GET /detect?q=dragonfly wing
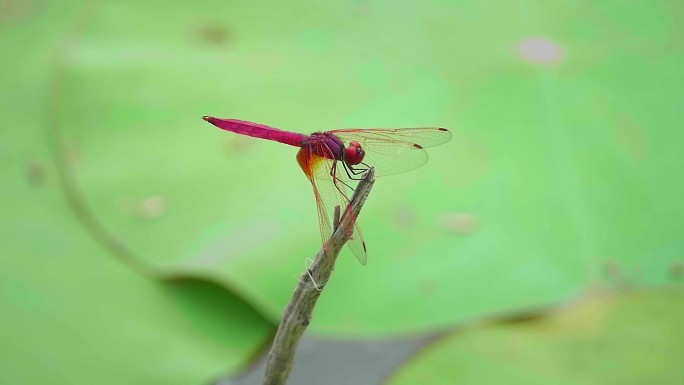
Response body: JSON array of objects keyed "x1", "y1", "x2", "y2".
[
  {"x1": 332, "y1": 127, "x2": 452, "y2": 148},
  {"x1": 331, "y1": 128, "x2": 451, "y2": 177},
  {"x1": 300, "y1": 142, "x2": 368, "y2": 265},
  {"x1": 348, "y1": 222, "x2": 367, "y2": 265},
  {"x1": 298, "y1": 145, "x2": 334, "y2": 251}
]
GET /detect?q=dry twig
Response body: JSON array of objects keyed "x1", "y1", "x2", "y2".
[{"x1": 261, "y1": 168, "x2": 376, "y2": 385}]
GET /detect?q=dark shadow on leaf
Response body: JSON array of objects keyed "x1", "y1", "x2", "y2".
[{"x1": 161, "y1": 276, "x2": 276, "y2": 379}]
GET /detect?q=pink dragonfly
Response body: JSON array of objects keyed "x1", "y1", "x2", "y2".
[{"x1": 202, "y1": 116, "x2": 451, "y2": 265}]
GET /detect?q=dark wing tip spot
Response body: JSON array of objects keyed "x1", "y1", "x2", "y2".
[
  {"x1": 413, "y1": 143, "x2": 424, "y2": 149},
  {"x1": 362, "y1": 242, "x2": 367, "y2": 252},
  {"x1": 438, "y1": 127, "x2": 449, "y2": 131}
]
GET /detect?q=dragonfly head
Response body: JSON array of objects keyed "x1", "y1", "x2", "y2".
[{"x1": 344, "y1": 141, "x2": 365, "y2": 165}]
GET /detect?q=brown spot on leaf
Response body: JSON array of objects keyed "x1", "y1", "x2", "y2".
[
  {"x1": 437, "y1": 213, "x2": 479, "y2": 234},
  {"x1": 197, "y1": 23, "x2": 232, "y2": 45},
  {"x1": 420, "y1": 279, "x2": 438, "y2": 297},
  {"x1": 139, "y1": 196, "x2": 167, "y2": 219},
  {"x1": 63, "y1": 139, "x2": 82, "y2": 167},
  {"x1": 223, "y1": 136, "x2": 255, "y2": 154},
  {"x1": 604, "y1": 260, "x2": 622, "y2": 281},
  {"x1": 25, "y1": 159, "x2": 45, "y2": 187},
  {"x1": 356, "y1": 1, "x2": 371, "y2": 17},
  {"x1": 395, "y1": 208, "x2": 416, "y2": 228},
  {"x1": 517, "y1": 37, "x2": 565, "y2": 66},
  {"x1": 671, "y1": 262, "x2": 684, "y2": 281},
  {"x1": 0, "y1": 0, "x2": 46, "y2": 31},
  {"x1": 615, "y1": 115, "x2": 646, "y2": 160},
  {"x1": 120, "y1": 196, "x2": 168, "y2": 220}
]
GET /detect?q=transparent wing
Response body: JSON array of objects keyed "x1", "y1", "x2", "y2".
[
  {"x1": 332, "y1": 127, "x2": 452, "y2": 148},
  {"x1": 299, "y1": 143, "x2": 368, "y2": 265},
  {"x1": 330, "y1": 127, "x2": 451, "y2": 176}
]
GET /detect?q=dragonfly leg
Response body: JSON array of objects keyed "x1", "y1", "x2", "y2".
[
  {"x1": 341, "y1": 162, "x2": 359, "y2": 180},
  {"x1": 340, "y1": 161, "x2": 355, "y2": 180},
  {"x1": 342, "y1": 162, "x2": 367, "y2": 181},
  {"x1": 330, "y1": 160, "x2": 356, "y2": 192},
  {"x1": 347, "y1": 161, "x2": 372, "y2": 180},
  {"x1": 355, "y1": 161, "x2": 372, "y2": 173},
  {"x1": 329, "y1": 162, "x2": 357, "y2": 240}
]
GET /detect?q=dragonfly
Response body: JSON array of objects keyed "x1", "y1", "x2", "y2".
[{"x1": 202, "y1": 116, "x2": 451, "y2": 265}]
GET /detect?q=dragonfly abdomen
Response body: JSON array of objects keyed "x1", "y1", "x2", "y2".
[{"x1": 203, "y1": 117, "x2": 307, "y2": 148}]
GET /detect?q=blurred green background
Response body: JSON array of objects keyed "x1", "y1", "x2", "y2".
[{"x1": 2, "y1": 0, "x2": 683, "y2": 384}]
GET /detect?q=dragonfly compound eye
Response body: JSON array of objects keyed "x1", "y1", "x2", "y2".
[{"x1": 344, "y1": 144, "x2": 365, "y2": 165}]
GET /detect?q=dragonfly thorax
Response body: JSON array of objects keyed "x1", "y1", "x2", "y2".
[{"x1": 305, "y1": 132, "x2": 365, "y2": 165}]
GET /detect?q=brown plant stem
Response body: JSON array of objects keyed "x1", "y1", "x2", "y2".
[{"x1": 260, "y1": 168, "x2": 376, "y2": 385}]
